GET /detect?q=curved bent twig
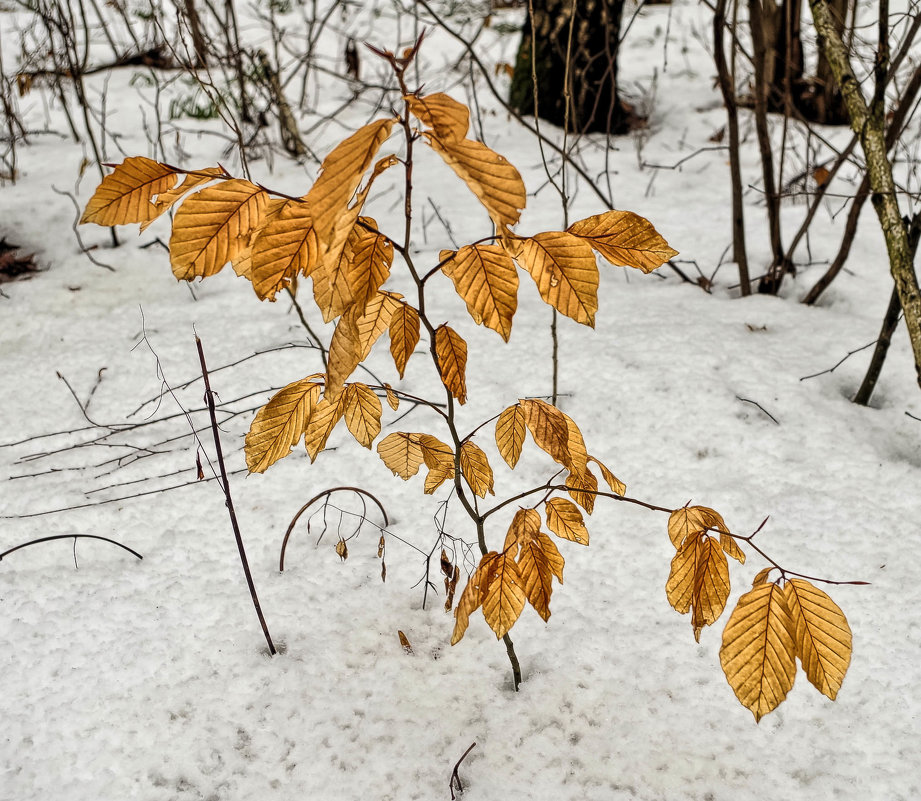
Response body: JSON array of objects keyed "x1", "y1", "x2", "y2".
[
  {"x1": 0, "y1": 534, "x2": 143, "y2": 562},
  {"x1": 279, "y1": 486, "x2": 390, "y2": 571}
]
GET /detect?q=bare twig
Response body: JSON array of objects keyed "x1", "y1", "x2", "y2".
[{"x1": 196, "y1": 335, "x2": 276, "y2": 656}]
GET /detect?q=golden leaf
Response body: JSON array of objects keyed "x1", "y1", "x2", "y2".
[
  {"x1": 503, "y1": 508, "x2": 541, "y2": 554},
  {"x1": 588, "y1": 455, "x2": 626, "y2": 496},
  {"x1": 342, "y1": 383, "x2": 383, "y2": 448},
  {"x1": 460, "y1": 441, "x2": 495, "y2": 498},
  {"x1": 325, "y1": 313, "x2": 361, "y2": 401},
  {"x1": 517, "y1": 529, "x2": 564, "y2": 622},
  {"x1": 406, "y1": 92, "x2": 469, "y2": 142},
  {"x1": 434, "y1": 325, "x2": 467, "y2": 404},
  {"x1": 244, "y1": 377, "x2": 322, "y2": 473},
  {"x1": 666, "y1": 533, "x2": 731, "y2": 641},
  {"x1": 440, "y1": 244, "x2": 518, "y2": 341},
  {"x1": 545, "y1": 497, "x2": 589, "y2": 545},
  {"x1": 311, "y1": 213, "x2": 360, "y2": 322},
  {"x1": 233, "y1": 197, "x2": 287, "y2": 281},
  {"x1": 139, "y1": 167, "x2": 225, "y2": 232},
  {"x1": 326, "y1": 291, "x2": 402, "y2": 398},
  {"x1": 389, "y1": 301, "x2": 421, "y2": 379},
  {"x1": 304, "y1": 394, "x2": 345, "y2": 461},
  {"x1": 720, "y1": 532, "x2": 746, "y2": 564},
  {"x1": 80, "y1": 157, "x2": 177, "y2": 226},
  {"x1": 516, "y1": 231, "x2": 598, "y2": 326},
  {"x1": 418, "y1": 434, "x2": 456, "y2": 494},
  {"x1": 567, "y1": 209, "x2": 678, "y2": 273},
  {"x1": 169, "y1": 179, "x2": 270, "y2": 280},
  {"x1": 559, "y1": 411, "x2": 589, "y2": 476},
  {"x1": 377, "y1": 432, "x2": 425, "y2": 479},
  {"x1": 751, "y1": 567, "x2": 774, "y2": 587},
  {"x1": 398, "y1": 630, "x2": 413, "y2": 654},
  {"x1": 250, "y1": 198, "x2": 318, "y2": 300},
  {"x1": 566, "y1": 468, "x2": 598, "y2": 514},
  {"x1": 335, "y1": 539, "x2": 348, "y2": 560},
  {"x1": 384, "y1": 383, "x2": 400, "y2": 410},
  {"x1": 667, "y1": 505, "x2": 729, "y2": 549},
  {"x1": 310, "y1": 159, "x2": 396, "y2": 321},
  {"x1": 306, "y1": 118, "x2": 396, "y2": 252},
  {"x1": 347, "y1": 217, "x2": 392, "y2": 308},
  {"x1": 495, "y1": 403, "x2": 527, "y2": 469},
  {"x1": 720, "y1": 583, "x2": 797, "y2": 722},
  {"x1": 424, "y1": 134, "x2": 526, "y2": 228},
  {"x1": 482, "y1": 551, "x2": 527, "y2": 639},
  {"x1": 784, "y1": 579, "x2": 852, "y2": 701},
  {"x1": 519, "y1": 398, "x2": 570, "y2": 469},
  {"x1": 451, "y1": 551, "x2": 500, "y2": 645}
]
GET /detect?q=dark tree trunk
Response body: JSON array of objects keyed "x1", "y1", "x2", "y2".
[
  {"x1": 756, "y1": 0, "x2": 850, "y2": 124},
  {"x1": 509, "y1": 0, "x2": 630, "y2": 136}
]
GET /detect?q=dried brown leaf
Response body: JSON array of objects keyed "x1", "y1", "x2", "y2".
[
  {"x1": 434, "y1": 325, "x2": 467, "y2": 404},
  {"x1": 440, "y1": 244, "x2": 518, "y2": 341},
  {"x1": 303, "y1": 394, "x2": 345, "y2": 461},
  {"x1": 80, "y1": 157, "x2": 177, "y2": 226},
  {"x1": 389, "y1": 301, "x2": 420, "y2": 379},
  {"x1": 568, "y1": 209, "x2": 678, "y2": 273},
  {"x1": 377, "y1": 432, "x2": 425, "y2": 479},
  {"x1": 720, "y1": 583, "x2": 797, "y2": 722},
  {"x1": 482, "y1": 551, "x2": 527, "y2": 639},
  {"x1": 784, "y1": 579, "x2": 852, "y2": 700},
  {"x1": 516, "y1": 231, "x2": 598, "y2": 326},
  {"x1": 169, "y1": 179, "x2": 269, "y2": 280},
  {"x1": 544, "y1": 497, "x2": 589, "y2": 545},
  {"x1": 495, "y1": 403, "x2": 527, "y2": 469},
  {"x1": 406, "y1": 92, "x2": 469, "y2": 142},
  {"x1": 342, "y1": 382, "x2": 383, "y2": 448},
  {"x1": 250, "y1": 198, "x2": 318, "y2": 300},
  {"x1": 459, "y1": 441, "x2": 494, "y2": 497},
  {"x1": 424, "y1": 134, "x2": 526, "y2": 228},
  {"x1": 244, "y1": 377, "x2": 322, "y2": 473}
]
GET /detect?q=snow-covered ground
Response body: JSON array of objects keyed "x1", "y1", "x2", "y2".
[{"x1": 1, "y1": 2, "x2": 920, "y2": 799}]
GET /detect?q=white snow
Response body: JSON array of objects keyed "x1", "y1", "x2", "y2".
[{"x1": 1, "y1": 1, "x2": 920, "y2": 799}]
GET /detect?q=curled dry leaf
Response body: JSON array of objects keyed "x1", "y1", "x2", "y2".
[
  {"x1": 335, "y1": 539, "x2": 348, "y2": 560},
  {"x1": 720, "y1": 582, "x2": 797, "y2": 722},
  {"x1": 170, "y1": 179, "x2": 270, "y2": 280},
  {"x1": 784, "y1": 579, "x2": 851, "y2": 700},
  {"x1": 495, "y1": 403, "x2": 528, "y2": 469},
  {"x1": 80, "y1": 156, "x2": 177, "y2": 226},
  {"x1": 245, "y1": 377, "x2": 323, "y2": 473},
  {"x1": 440, "y1": 244, "x2": 518, "y2": 341},
  {"x1": 516, "y1": 231, "x2": 599, "y2": 326},
  {"x1": 544, "y1": 497, "x2": 589, "y2": 545},
  {"x1": 459, "y1": 441, "x2": 495, "y2": 497},
  {"x1": 665, "y1": 532, "x2": 731, "y2": 641},
  {"x1": 588, "y1": 455, "x2": 626, "y2": 496},
  {"x1": 567, "y1": 209, "x2": 678, "y2": 273},
  {"x1": 398, "y1": 630, "x2": 414, "y2": 654},
  {"x1": 434, "y1": 325, "x2": 467, "y2": 404},
  {"x1": 383, "y1": 383, "x2": 400, "y2": 411}
]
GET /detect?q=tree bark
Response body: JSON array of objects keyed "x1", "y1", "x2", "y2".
[
  {"x1": 509, "y1": 0, "x2": 630, "y2": 135},
  {"x1": 808, "y1": 0, "x2": 921, "y2": 392}
]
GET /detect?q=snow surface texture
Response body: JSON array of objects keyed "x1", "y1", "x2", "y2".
[{"x1": 1, "y1": 2, "x2": 920, "y2": 799}]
